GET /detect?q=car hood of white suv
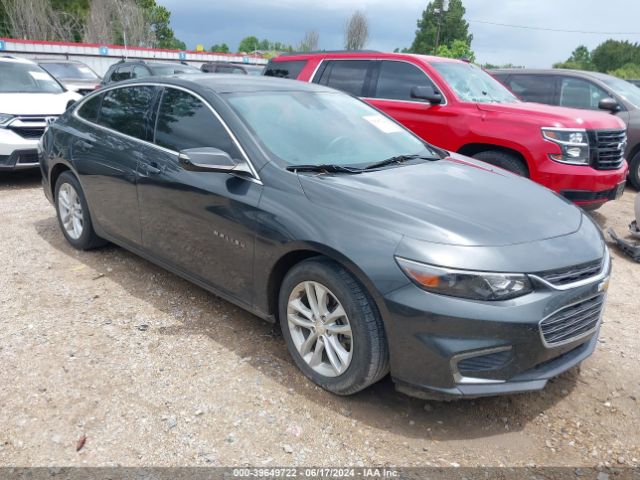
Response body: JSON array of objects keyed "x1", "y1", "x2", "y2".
[{"x1": 0, "y1": 91, "x2": 81, "y2": 116}]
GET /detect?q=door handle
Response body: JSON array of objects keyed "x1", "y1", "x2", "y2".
[{"x1": 139, "y1": 162, "x2": 162, "y2": 176}]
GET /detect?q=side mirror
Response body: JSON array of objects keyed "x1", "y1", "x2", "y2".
[
  {"x1": 598, "y1": 97, "x2": 620, "y2": 112},
  {"x1": 411, "y1": 85, "x2": 443, "y2": 105},
  {"x1": 178, "y1": 147, "x2": 251, "y2": 175}
]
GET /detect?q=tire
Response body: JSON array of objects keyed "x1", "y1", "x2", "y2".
[
  {"x1": 472, "y1": 150, "x2": 529, "y2": 177},
  {"x1": 54, "y1": 171, "x2": 106, "y2": 250},
  {"x1": 278, "y1": 258, "x2": 389, "y2": 395},
  {"x1": 628, "y1": 151, "x2": 640, "y2": 190}
]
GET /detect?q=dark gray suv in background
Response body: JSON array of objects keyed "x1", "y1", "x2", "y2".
[
  {"x1": 39, "y1": 75, "x2": 611, "y2": 399},
  {"x1": 492, "y1": 69, "x2": 640, "y2": 189}
]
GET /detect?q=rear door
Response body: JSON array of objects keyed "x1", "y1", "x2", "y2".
[
  {"x1": 72, "y1": 85, "x2": 159, "y2": 245},
  {"x1": 136, "y1": 86, "x2": 262, "y2": 303}
]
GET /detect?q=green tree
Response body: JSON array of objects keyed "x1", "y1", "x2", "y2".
[
  {"x1": 591, "y1": 39, "x2": 640, "y2": 72},
  {"x1": 553, "y1": 45, "x2": 595, "y2": 70},
  {"x1": 410, "y1": 0, "x2": 472, "y2": 55},
  {"x1": 210, "y1": 43, "x2": 230, "y2": 53},
  {"x1": 608, "y1": 63, "x2": 640, "y2": 80},
  {"x1": 436, "y1": 38, "x2": 475, "y2": 62},
  {"x1": 238, "y1": 35, "x2": 259, "y2": 53}
]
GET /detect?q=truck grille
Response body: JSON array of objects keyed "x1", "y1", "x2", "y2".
[
  {"x1": 536, "y1": 258, "x2": 604, "y2": 286},
  {"x1": 589, "y1": 130, "x2": 626, "y2": 170},
  {"x1": 540, "y1": 294, "x2": 605, "y2": 346},
  {"x1": 9, "y1": 127, "x2": 46, "y2": 139}
]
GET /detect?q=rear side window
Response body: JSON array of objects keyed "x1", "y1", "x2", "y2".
[
  {"x1": 77, "y1": 93, "x2": 103, "y2": 123},
  {"x1": 154, "y1": 88, "x2": 241, "y2": 158},
  {"x1": 112, "y1": 65, "x2": 132, "y2": 82},
  {"x1": 504, "y1": 75, "x2": 557, "y2": 104},
  {"x1": 558, "y1": 77, "x2": 609, "y2": 110},
  {"x1": 316, "y1": 60, "x2": 371, "y2": 97},
  {"x1": 132, "y1": 66, "x2": 151, "y2": 79},
  {"x1": 98, "y1": 86, "x2": 156, "y2": 140},
  {"x1": 374, "y1": 61, "x2": 436, "y2": 101},
  {"x1": 263, "y1": 60, "x2": 306, "y2": 79}
]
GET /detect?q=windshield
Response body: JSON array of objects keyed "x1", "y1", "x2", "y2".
[
  {"x1": 432, "y1": 62, "x2": 519, "y2": 104},
  {"x1": 225, "y1": 90, "x2": 432, "y2": 168},
  {"x1": 0, "y1": 61, "x2": 64, "y2": 93},
  {"x1": 39, "y1": 62, "x2": 99, "y2": 81},
  {"x1": 245, "y1": 65, "x2": 265, "y2": 76},
  {"x1": 149, "y1": 65, "x2": 201, "y2": 75},
  {"x1": 598, "y1": 75, "x2": 640, "y2": 109}
]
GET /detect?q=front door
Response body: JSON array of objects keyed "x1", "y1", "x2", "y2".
[{"x1": 136, "y1": 87, "x2": 262, "y2": 304}]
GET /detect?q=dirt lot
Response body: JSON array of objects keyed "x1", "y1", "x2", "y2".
[{"x1": 0, "y1": 170, "x2": 638, "y2": 468}]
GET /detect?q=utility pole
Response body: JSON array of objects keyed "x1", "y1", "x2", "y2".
[{"x1": 434, "y1": 0, "x2": 449, "y2": 54}]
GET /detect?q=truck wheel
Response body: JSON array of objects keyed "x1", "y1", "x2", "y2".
[
  {"x1": 629, "y1": 151, "x2": 640, "y2": 190},
  {"x1": 279, "y1": 258, "x2": 389, "y2": 395},
  {"x1": 472, "y1": 150, "x2": 529, "y2": 177}
]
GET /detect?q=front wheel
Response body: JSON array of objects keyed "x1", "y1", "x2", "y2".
[
  {"x1": 279, "y1": 258, "x2": 389, "y2": 395},
  {"x1": 55, "y1": 171, "x2": 106, "y2": 250},
  {"x1": 472, "y1": 150, "x2": 529, "y2": 177}
]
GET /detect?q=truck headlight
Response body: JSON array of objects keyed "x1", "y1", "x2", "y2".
[
  {"x1": 0, "y1": 113, "x2": 14, "y2": 127},
  {"x1": 542, "y1": 128, "x2": 590, "y2": 165},
  {"x1": 396, "y1": 257, "x2": 533, "y2": 301}
]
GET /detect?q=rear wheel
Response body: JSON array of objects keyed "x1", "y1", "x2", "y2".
[
  {"x1": 279, "y1": 258, "x2": 389, "y2": 395},
  {"x1": 55, "y1": 171, "x2": 106, "y2": 250},
  {"x1": 628, "y1": 151, "x2": 640, "y2": 190},
  {"x1": 472, "y1": 150, "x2": 529, "y2": 177}
]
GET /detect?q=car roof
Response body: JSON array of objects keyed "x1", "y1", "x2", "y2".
[
  {"x1": 113, "y1": 73, "x2": 337, "y2": 94},
  {"x1": 37, "y1": 59, "x2": 84, "y2": 64},
  {"x1": 271, "y1": 51, "x2": 462, "y2": 64},
  {"x1": 491, "y1": 68, "x2": 616, "y2": 81},
  {"x1": 0, "y1": 56, "x2": 36, "y2": 65}
]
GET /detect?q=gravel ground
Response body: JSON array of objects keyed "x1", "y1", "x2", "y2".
[{"x1": 0, "y1": 170, "x2": 638, "y2": 468}]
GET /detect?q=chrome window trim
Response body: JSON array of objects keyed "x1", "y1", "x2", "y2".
[
  {"x1": 537, "y1": 293, "x2": 606, "y2": 349},
  {"x1": 71, "y1": 82, "x2": 262, "y2": 184},
  {"x1": 310, "y1": 58, "x2": 449, "y2": 106}
]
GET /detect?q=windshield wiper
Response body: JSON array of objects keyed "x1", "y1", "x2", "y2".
[
  {"x1": 286, "y1": 164, "x2": 364, "y2": 174},
  {"x1": 363, "y1": 154, "x2": 437, "y2": 170}
]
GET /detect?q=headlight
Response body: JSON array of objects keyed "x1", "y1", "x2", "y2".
[
  {"x1": 396, "y1": 257, "x2": 533, "y2": 301},
  {"x1": 0, "y1": 113, "x2": 14, "y2": 127},
  {"x1": 542, "y1": 128, "x2": 590, "y2": 165}
]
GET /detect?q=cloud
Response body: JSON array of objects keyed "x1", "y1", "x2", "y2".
[{"x1": 159, "y1": 0, "x2": 640, "y2": 67}]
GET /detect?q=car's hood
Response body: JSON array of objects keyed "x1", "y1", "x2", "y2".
[
  {"x1": 0, "y1": 91, "x2": 81, "y2": 115},
  {"x1": 298, "y1": 154, "x2": 583, "y2": 247},
  {"x1": 476, "y1": 102, "x2": 626, "y2": 130}
]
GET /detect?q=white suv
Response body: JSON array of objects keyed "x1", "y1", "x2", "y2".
[{"x1": 0, "y1": 57, "x2": 81, "y2": 171}]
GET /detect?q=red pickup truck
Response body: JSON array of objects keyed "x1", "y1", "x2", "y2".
[{"x1": 265, "y1": 52, "x2": 628, "y2": 208}]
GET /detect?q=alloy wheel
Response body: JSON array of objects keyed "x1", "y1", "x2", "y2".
[
  {"x1": 57, "y1": 183, "x2": 84, "y2": 240},
  {"x1": 287, "y1": 281, "x2": 353, "y2": 377}
]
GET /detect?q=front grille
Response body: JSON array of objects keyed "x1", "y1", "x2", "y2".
[
  {"x1": 589, "y1": 129, "x2": 626, "y2": 170},
  {"x1": 457, "y1": 349, "x2": 512, "y2": 372},
  {"x1": 9, "y1": 127, "x2": 45, "y2": 140},
  {"x1": 540, "y1": 294, "x2": 605, "y2": 346},
  {"x1": 536, "y1": 258, "x2": 603, "y2": 286},
  {"x1": 17, "y1": 151, "x2": 39, "y2": 164}
]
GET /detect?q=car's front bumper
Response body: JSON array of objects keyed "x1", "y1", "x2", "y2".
[
  {"x1": 382, "y1": 265, "x2": 609, "y2": 399},
  {"x1": 0, "y1": 127, "x2": 41, "y2": 171}
]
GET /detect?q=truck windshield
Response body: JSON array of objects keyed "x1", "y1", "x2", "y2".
[
  {"x1": 599, "y1": 75, "x2": 640, "y2": 109},
  {"x1": 0, "y1": 61, "x2": 64, "y2": 94},
  {"x1": 432, "y1": 62, "x2": 519, "y2": 104},
  {"x1": 225, "y1": 90, "x2": 434, "y2": 168}
]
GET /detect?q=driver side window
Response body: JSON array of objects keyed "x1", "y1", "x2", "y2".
[
  {"x1": 154, "y1": 87, "x2": 242, "y2": 158},
  {"x1": 559, "y1": 78, "x2": 609, "y2": 110},
  {"x1": 374, "y1": 61, "x2": 437, "y2": 102}
]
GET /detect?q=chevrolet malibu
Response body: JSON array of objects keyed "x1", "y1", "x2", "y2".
[{"x1": 40, "y1": 75, "x2": 611, "y2": 399}]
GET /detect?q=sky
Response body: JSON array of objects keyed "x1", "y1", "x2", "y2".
[{"x1": 159, "y1": 0, "x2": 640, "y2": 68}]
